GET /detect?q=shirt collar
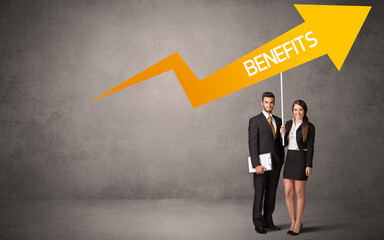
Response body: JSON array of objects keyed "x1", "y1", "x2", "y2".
[
  {"x1": 262, "y1": 110, "x2": 273, "y2": 119},
  {"x1": 293, "y1": 118, "x2": 303, "y2": 125}
]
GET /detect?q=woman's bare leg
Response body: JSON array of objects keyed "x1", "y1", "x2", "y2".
[
  {"x1": 293, "y1": 180, "x2": 307, "y2": 233},
  {"x1": 284, "y1": 179, "x2": 296, "y2": 231}
]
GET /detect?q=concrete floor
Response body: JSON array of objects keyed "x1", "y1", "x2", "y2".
[{"x1": 0, "y1": 199, "x2": 383, "y2": 240}]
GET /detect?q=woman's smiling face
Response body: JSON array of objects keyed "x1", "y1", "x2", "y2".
[{"x1": 293, "y1": 104, "x2": 304, "y2": 120}]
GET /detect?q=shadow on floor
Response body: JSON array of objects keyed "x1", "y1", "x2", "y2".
[{"x1": 301, "y1": 223, "x2": 347, "y2": 233}]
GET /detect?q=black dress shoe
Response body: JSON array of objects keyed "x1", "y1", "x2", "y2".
[
  {"x1": 255, "y1": 226, "x2": 267, "y2": 234},
  {"x1": 287, "y1": 230, "x2": 293, "y2": 234},
  {"x1": 266, "y1": 224, "x2": 281, "y2": 231}
]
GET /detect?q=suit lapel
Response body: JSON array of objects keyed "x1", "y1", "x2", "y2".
[
  {"x1": 284, "y1": 120, "x2": 293, "y2": 144},
  {"x1": 296, "y1": 124, "x2": 303, "y2": 142},
  {"x1": 272, "y1": 114, "x2": 281, "y2": 139},
  {"x1": 286, "y1": 120, "x2": 293, "y2": 134}
]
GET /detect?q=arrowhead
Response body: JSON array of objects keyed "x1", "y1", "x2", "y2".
[{"x1": 294, "y1": 4, "x2": 371, "y2": 71}]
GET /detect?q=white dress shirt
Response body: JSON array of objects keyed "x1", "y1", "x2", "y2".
[
  {"x1": 288, "y1": 119, "x2": 302, "y2": 150},
  {"x1": 262, "y1": 110, "x2": 276, "y2": 133}
]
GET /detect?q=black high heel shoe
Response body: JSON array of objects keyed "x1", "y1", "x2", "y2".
[{"x1": 290, "y1": 223, "x2": 303, "y2": 236}]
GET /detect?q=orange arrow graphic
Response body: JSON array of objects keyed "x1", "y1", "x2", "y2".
[{"x1": 91, "y1": 4, "x2": 371, "y2": 108}]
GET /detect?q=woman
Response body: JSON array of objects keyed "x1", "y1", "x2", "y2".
[{"x1": 280, "y1": 100, "x2": 315, "y2": 236}]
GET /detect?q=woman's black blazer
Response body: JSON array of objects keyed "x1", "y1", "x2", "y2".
[{"x1": 284, "y1": 120, "x2": 315, "y2": 167}]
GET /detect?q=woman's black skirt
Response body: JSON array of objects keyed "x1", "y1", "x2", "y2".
[{"x1": 283, "y1": 150, "x2": 308, "y2": 181}]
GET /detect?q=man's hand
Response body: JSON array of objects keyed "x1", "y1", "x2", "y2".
[
  {"x1": 255, "y1": 165, "x2": 267, "y2": 174},
  {"x1": 306, "y1": 167, "x2": 312, "y2": 176}
]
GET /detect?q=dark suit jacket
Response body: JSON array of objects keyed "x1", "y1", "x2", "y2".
[
  {"x1": 248, "y1": 113, "x2": 285, "y2": 168},
  {"x1": 284, "y1": 120, "x2": 315, "y2": 167}
]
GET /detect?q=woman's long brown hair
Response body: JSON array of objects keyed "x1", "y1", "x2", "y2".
[{"x1": 292, "y1": 100, "x2": 308, "y2": 142}]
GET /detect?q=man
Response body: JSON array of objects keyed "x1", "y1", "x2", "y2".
[{"x1": 248, "y1": 92, "x2": 285, "y2": 234}]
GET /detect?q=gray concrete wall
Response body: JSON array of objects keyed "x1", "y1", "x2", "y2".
[{"x1": 1, "y1": 0, "x2": 383, "y2": 199}]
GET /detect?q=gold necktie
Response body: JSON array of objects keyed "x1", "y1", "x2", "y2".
[{"x1": 269, "y1": 116, "x2": 276, "y2": 138}]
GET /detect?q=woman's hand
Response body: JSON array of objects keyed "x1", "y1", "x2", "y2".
[
  {"x1": 280, "y1": 126, "x2": 286, "y2": 135},
  {"x1": 306, "y1": 167, "x2": 312, "y2": 176}
]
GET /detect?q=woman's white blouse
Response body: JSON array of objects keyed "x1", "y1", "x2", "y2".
[{"x1": 287, "y1": 119, "x2": 303, "y2": 150}]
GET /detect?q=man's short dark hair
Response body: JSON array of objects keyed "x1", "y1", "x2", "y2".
[{"x1": 262, "y1": 92, "x2": 275, "y2": 101}]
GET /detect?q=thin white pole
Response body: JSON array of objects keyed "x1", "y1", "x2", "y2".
[{"x1": 280, "y1": 72, "x2": 285, "y2": 146}]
